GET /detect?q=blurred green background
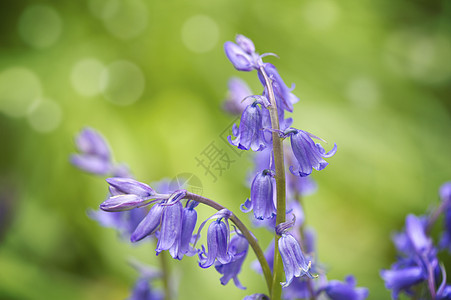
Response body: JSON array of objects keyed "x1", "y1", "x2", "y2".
[{"x1": 0, "y1": 0, "x2": 450, "y2": 299}]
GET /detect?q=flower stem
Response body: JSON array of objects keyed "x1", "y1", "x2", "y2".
[
  {"x1": 159, "y1": 251, "x2": 172, "y2": 300},
  {"x1": 185, "y1": 192, "x2": 273, "y2": 295},
  {"x1": 259, "y1": 66, "x2": 287, "y2": 300}
]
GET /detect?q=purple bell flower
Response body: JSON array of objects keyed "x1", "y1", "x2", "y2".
[
  {"x1": 276, "y1": 221, "x2": 315, "y2": 287},
  {"x1": 258, "y1": 63, "x2": 299, "y2": 113},
  {"x1": 177, "y1": 200, "x2": 199, "y2": 258},
  {"x1": 70, "y1": 127, "x2": 112, "y2": 175},
  {"x1": 380, "y1": 267, "x2": 426, "y2": 299},
  {"x1": 197, "y1": 209, "x2": 233, "y2": 269},
  {"x1": 223, "y1": 77, "x2": 253, "y2": 115},
  {"x1": 128, "y1": 260, "x2": 163, "y2": 300},
  {"x1": 228, "y1": 102, "x2": 266, "y2": 152},
  {"x1": 286, "y1": 128, "x2": 337, "y2": 177},
  {"x1": 224, "y1": 34, "x2": 264, "y2": 72},
  {"x1": 131, "y1": 203, "x2": 165, "y2": 242},
  {"x1": 322, "y1": 275, "x2": 369, "y2": 300},
  {"x1": 241, "y1": 169, "x2": 276, "y2": 220},
  {"x1": 215, "y1": 233, "x2": 249, "y2": 289},
  {"x1": 156, "y1": 200, "x2": 183, "y2": 257},
  {"x1": 439, "y1": 182, "x2": 451, "y2": 252},
  {"x1": 101, "y1": 178, "x2": 163, "y2": 212}
]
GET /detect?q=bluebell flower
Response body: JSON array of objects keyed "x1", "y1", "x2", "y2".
[
  {"x1": 215, "y1": 232, "x2": 249, "y2": 289},
  {"x1": 197, "y1": 209, "x2": 233, "y2": 268},
  {"x1": 320, "y1": 275, "x2": 369, "y2": 300},
  {"x1": 276, "y1": 220, "x2": 315, "y2": 287},
  {"x1": 258, "y1": 63, "x2": 299, "y2": 114},
  {"x1": 101, "y1": 178, "x2": 166, "y2": 212},
  {"x1": 155, "y1": 200, "x2": 183, "y2": 257},
  {"x1": 177, "y1": 200, "x2": 199, "y2": 258},
  {"x1": 128, "y1": 259, "x2": 163, "y2": 300},
  {"x1": 285, "y1": 128, "x2": 337, "y2": 177},
  {"x1": 380, "y1": 267, "x2": 426, "y2": 299},
  {"x1": 70, "y1": 127, "x2": 112, "y2": 175},
  {"x1": 241, "y1": 169, "x2": 276, "y2": 220},
  {"x1": 439, "y1": 182, "x2": 451, "y2": 252},
  {"x1": 131, "y1": 202, "x2": 165, "y2": 242},
  {"x1": 223, "y1": 77, "x2": 253, "y2": 115},
  {"x1": 228, "y1": 101, "x2": 266, "y2": 152},
  {"x1": 252, "y1": 239, "x2": 275, "y2": 274},
  {"x1": 224, "y1": 34, "x2": 264, "y2": 72}
]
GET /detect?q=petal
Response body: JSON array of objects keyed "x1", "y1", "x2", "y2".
[
  {"x1": 224, "y1": 41, "x2": 254, "y2": 71},
  {"x1": 70, "y1": 154, "x2": 111, "y2": 175},
  {"x1": 131, "y1": 203, "x2": 164, "y2": 242},
  {"x1": 156, "y1": 201, "x2": 183, "y2": 252},
  {"x1": 100, "y1": 194, "x2": 145, "y2": 212},
  {"x1": 106, "y1": 177, "x2": 155, "y2": 197},
  {"x1": 76, "y1": 127, "x2": 111, "y2": 159}
]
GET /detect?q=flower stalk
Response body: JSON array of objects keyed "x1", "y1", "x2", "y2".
[
  {"x1": 185, "y1": 192, "x2": 273, "y2": 295},
  {"x1": 259, "y1": 66, "x2": 287, "y2": 300}
]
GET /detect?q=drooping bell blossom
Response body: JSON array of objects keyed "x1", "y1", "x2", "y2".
[
  {"x1": 215, "y1": 233, "x2": 249, "y2": 289},
  {"x1": 439, "y1": 182, "x2": 451, "y2": 252},
  {"x1": 285, "y1": 128, "x2": 337, "y2": 177},
  {"x1": 241, "y1": 169, "x2": 276, "y2": 220},
  {"x1": 258, "y1": 63, "x2": 299, "y2": 113},
  {"x1": 128, "y1": 259, "x2": 163, "y2": 300},
  {"x1": 320, "y1": 275, "x2": 369, "y2": 300},
  {"x1": 70, "y1": 127, "x2": 112, "y2": 175},
  {"x1": 228, "y1": 101, "x2": 266, "y2": 152},
  {"x1": 101, "y1": 178, "x2": 167, "y2": 212},
  {"x1": 177, "y1": 200, "x2": 199, "y2": 257},
  {"x1": 197, "y1": 209, "x2": 233, "y2": 268},
  {"x1": 224, "y1": 34, "x2": 265, "y2": 72},
  {"x1": 131, "y1": 202, "x2": 165, "y2": 242},
  {"x1": 276, "y1": 220, "x2": 315, "y2": 287},
  {"x1": 380, "y1": 266, "x2": 426, "y2": 299},
  {"x1": 223, "y1": 77, "x2": 253, "y2": 115},
  {"x1": 156, "y1": 200, "x2": 183, "y2": 257}
]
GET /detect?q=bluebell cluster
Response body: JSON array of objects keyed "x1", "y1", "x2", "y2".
[{"x1": 69, "y1": 34, "x2": 450, "y2": 300}]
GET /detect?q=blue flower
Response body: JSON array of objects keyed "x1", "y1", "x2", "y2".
[
  {"x1": 380, "y1": 267, "x2": 426, "y2": 299},
  {"x1": 241, "y1": 169, "x2": 276, "y2": 220},
  {"x1": 215, "y1": 232, "x2": 249, "y2": 289},
  {"x1": 224, "y1": 35, "x2": 264, "y2": 72},
  {"x1": 155, "y1": 200, "x2": 183, "y2": 257},
  {"x1": 197, "y1": 209, "x2": 233, "y2": 269},
  {"x1": 439, "y1": 182, "x2": 451, "y2": 252},
  {"x1": 101, "y1": 178, "x2": 165, "y2": 212},
  {"x1": 131, "y1": 202, "x2": 165, "y2": 242},
  {"x1": 128, "y1": 260, "x2": 163, "y2": 300},
  {"x1": 228, "y1": 102, "x2": 266, "y2": 152},
  {"x1": 258, "y1": 63, "x2": 299, "y2": 114},
  {"x1": 285, "y1": 129, "x2": 337, "y2": 177},
  {"x1": 223, "y1": 77, "x2": 253, "y2": 115},
  {"x1": 70, "y1": 127, "x2": 112, "y2": 175},
  {"x1": 322, "y1": 275, "x2": 369, "y2": 300},
  {"x1": 276, "y1": 221, "x2": 315, "y2": 287}
]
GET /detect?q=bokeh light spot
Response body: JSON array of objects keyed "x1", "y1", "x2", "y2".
[
  {"x1": 181, "y1": 15, "x2": 219, "y2": 53},
  {"x1": 27, "y1": 99, "x2": 62, "y2": 133},
  {"x1": 302, "y1": 0, "x2": 340, "y2": 30},
  {"x1": 18, "y1": 5, "x2": 62, "y2": 49},
  {"x1": 346, "y1": 77, "x2": 380, "y2": 109},
  {"x1": 88, "y1": 0, "x2": 120, "y2": 20},
  {"x1": 98, "y1": 0, "x2": 149, "y2": 40},
  {"x1": 0, "y1": 67, "x2": 42, "y2": 118},
  {"x1": 71, "y1": 58, "x2": 105, "y2": 97},
  {"x1": 100, "y1": 60, "x2": 145, "y2": 106}
]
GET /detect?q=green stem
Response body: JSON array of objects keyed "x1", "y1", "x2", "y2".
[
  {"x1": 185, "y1": 192, "x2": 273, "y2": 296},
  {"x1": 159, "y1": 251, "x2": 172, "y2": 300},
  {"x1": 259, "y1": 66, "x2": 287, "y2": 300}
]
